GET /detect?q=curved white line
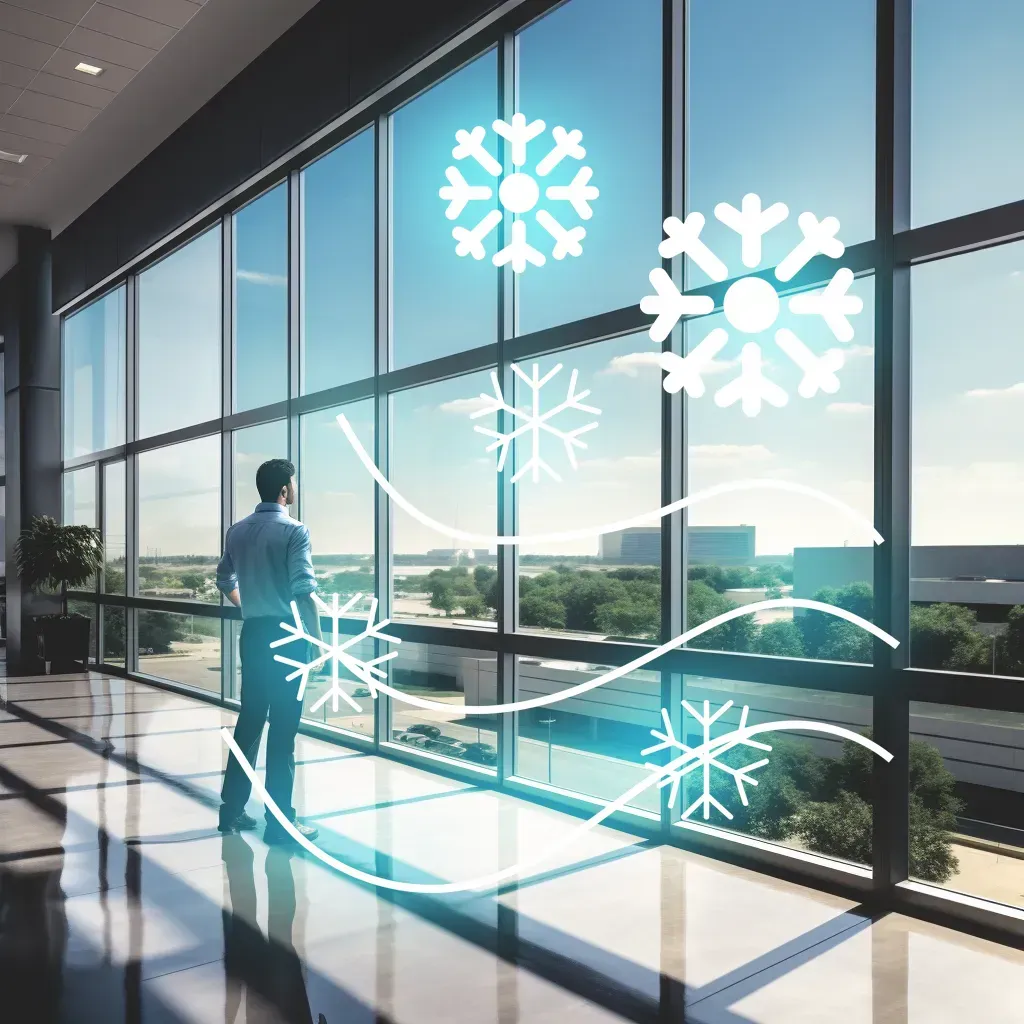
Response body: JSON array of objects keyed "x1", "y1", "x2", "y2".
[
  {"x1": 375, "y1": 598, "x2": 898, "y2": 716},
  {"x1": 222, "y1": 720, "x2": 891, "y2": 895},
  {"x1": 335, "y1": 413, "x2": 884, "y2": 546}
]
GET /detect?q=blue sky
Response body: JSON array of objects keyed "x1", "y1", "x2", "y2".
[{"x1": 65, "y1": 0, "x2": 1024, "y2": 565}]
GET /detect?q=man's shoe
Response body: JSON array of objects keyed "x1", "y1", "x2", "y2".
[
  {"x1": 265, "y1": 820, "x2": 319, "y2": 846},
  {"x1": 218, "y1": 812, "x2": 259, "y2": 834}
]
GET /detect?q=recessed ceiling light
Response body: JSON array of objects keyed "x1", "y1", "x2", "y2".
[
  {"x1": 0, "y1": 149, "x2": 27, "y2": 164},
  {"x1": 74, "y1": 62, "x2": 104, "y2": 76}
]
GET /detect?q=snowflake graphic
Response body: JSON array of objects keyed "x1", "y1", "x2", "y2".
[
  {"x1": 470, "y1": 362, "x2": 601, "y2": 484},
  {"x1": 271, "y1": 593, "x2": 400, "y2": 714},
  {"x1": 439, "y1": 112, "x2": 599, "y2": 273},
  {"x1": 642, "y1": 699, "x2": 772, "y2": 821},
  {"x1": 640, "y1": 194, "x2": 864, "y2": 416}
]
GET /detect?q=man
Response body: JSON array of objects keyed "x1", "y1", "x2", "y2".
[{"x1": 216, "y1": 459, "x2": 322, "y2": 844}]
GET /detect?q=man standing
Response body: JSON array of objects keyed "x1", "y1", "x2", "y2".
[{"x1": 216, "y1": 459, "x2": 322, "y2": 844}]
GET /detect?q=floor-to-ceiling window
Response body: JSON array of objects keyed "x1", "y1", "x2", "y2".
[{"x1": 58, "y1": 0, "x2": 1024, "y2": 935}]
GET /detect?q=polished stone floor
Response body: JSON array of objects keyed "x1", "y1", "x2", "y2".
[{"x1": 1, "y1": 672, "x2": 1022, "y2": 1023}]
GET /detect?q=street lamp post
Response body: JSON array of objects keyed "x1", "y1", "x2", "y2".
[{"x1": 539, "y1": 717, "x2": 556, "y2": 783}]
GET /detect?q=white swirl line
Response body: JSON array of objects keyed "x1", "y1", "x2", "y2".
[
  {"x1": 367, "y1": 597, "x2": 897, "y2": 716},
  {"x1": 335, "y1": 413, "x2": 884, "y2": 546},
  {"x1": 221, "y1": 720, "x2": 892, "y2": 895}
]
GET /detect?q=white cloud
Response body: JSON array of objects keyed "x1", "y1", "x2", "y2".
[
  {"x1": 601, "y1": 350, "x2": 738, "y2": 378},
  {"x1": 439, "y1": 395, "x2": 494, "y2": 416},
  {"x1": 236, "y1": 269, "x2": 287, "y2": 286},
  {"x1": 689, "y1": 444, "x2": 774, "y2": 465},
  {"x1": 964, "y1": 381, "x2": 1024, "y2": 399},
  {"x1": 826, "y1": 401, "x2": 871, "y2": 415}
]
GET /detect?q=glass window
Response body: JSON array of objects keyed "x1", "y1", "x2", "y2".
[
  {"x1": 234, "y1": 184, "x2": 288, "y2": 412},
  {"x1": 301, "y1": 128, "x2": 376, "y2": 392},
  {"x1": 515, "y1": 0, "x2": 662, "y2": 335},
  {"x1": 515, "y1": 334, "x2": 661, "y2": 639},
  {"x1": 138, "y1": 228, "x2": 222, "y2": 438},
  {"x1": 0, "y1": 353, "x2": 5, "y2": 475},
  {"x1": 299, "y1": 626, "x2": 375, "y2": 741},
  {"x1": 389, "y1": 372, "x2": 497, "y2": 625},
  {"x1": 391, "y1": 51, "x2": 499, "y2": 368},
  {"x1": 232, "y1": 420, "x2": 289, "y2": 522},
  {"x1": 299, "y1": 399, "x2": 374, "y2": 616},
  {"x1": 686, "y1": 0, "x2": 875, "y2": 285},
  {"x1": 63, "y1": 466, "x2": 96, "y2": 528},
  {"x1": 912, "y1": 0, "x2": 1024, "y2": 227},
  {"x1": 103, "y1": 605, "x2": 126, "y2": 668},
  {"x1": 0, "y1": 485, "x2": 5, "y2": 580},
  {"x1": 909, "y1": 702, "x2": 1023, "y2": 910},
  {"x1": 138, "y1": 609, "x2": 221, "y2": 695},
  {"x1": 103, "y1": 461, "x2": 126, "y2": 595},
  {"x1": 676, "y1": 678, "x2": 873, "y2": 869},
  {"x1": 514, "y1": 655, "x2": 661, "y2": 812},
  {"x1": 389, "y1": 641, "x2": 498, "y2": 771},
  {"x1": 911, "y1": 244, "x2": 1024, "y2": 675},
  {"x1": 138, "y1": 435, "x2": 221, "y2": 604},
  {"x1": 685, "y1": 277, "x2": 875, "y2": 662},
  {"x1": 62, "y1": 286, "x2": 126, "y2": 458}
]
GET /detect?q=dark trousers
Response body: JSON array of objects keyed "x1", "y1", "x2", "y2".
[{"x1": 221, "y1": 618, "x2": 305, "y2": 835}]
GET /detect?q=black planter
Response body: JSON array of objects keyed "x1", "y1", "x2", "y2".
[{"x1": 34, "y1": 615, "x2": 91, "y2": 674}]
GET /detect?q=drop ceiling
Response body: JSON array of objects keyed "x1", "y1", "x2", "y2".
[{"x1": 0, "y1": 0, "x2": 320, "y2": 250}]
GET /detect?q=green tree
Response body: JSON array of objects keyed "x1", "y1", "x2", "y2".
[
  {"x1": 461, "y1": 595, "x2": 487, "y2": 619},
  {"x1": 330, "y1": 569, "x2": 375, "y2": 595},
  {"x1": 595, "y1": 598, "x2": 660, "y2": 639},
  {"x1": 520, "y1": 593, "x2": 566, "y2": 629},
  {"x1": 687, "y1": 580, "x2": 756, "y2": 652},
  {"x1": 429, "y1": 581, "x2": 457, "y2": 617},
  {"x1": 995, "y1": 604, "x2": 1024, "y2": 675},
  {"x1": 910, "y1": 602, "x2": 990, "y2": 672},
  {"x1": 799, "y1": 582, "x2": 874, "y2": 660},
  {"x1": 179, "y1": 572, "x2": 207, "y2": 593},
  {"x1": 753, "y1": 619, "x2": 805, "y2": 658}
]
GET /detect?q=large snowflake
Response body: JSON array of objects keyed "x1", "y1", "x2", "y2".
[
  {"x1": 642, "y1": 699, "x2": 772, "y2": 821},
  {"x1": 640, "y1": 194, "x2": 863, "y2": 416},
  {"x1": 471, "y1": 361, "x2": 601, "y2": 484},
  {"x1": 439, "y1": 112, "x2": 599, "y2": 273},
  {"x1": 271, "y1": 593, "x2": 400, "y2": 714}
]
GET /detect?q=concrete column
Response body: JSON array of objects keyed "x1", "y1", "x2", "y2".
[{"x1": 3, "y1": 227, "x2": 63, "y2": 675}]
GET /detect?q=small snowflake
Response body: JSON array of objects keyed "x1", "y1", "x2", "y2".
[
  {"x1": 440, "y1": 113, "x2": 599, "y2": 272},
  {"x1": 642, "y1": 700, "x2": 772, "y2": 821},
  {"x1": 640, "y1": 195, "x2": 864, "y2": 416},
  {"x1": 470, "y1": 362, "x2": 600, "y2": 484},
  {"x1": 271, "y1": 593, "x2": 400, "y2": 714}
]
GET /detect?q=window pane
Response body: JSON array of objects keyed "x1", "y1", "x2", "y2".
[
  {"x1": 62, "y1": 286, "x2": 126, "y2": 458},
  {"x1": 0, "y1": 485, "x2": 5, "y2": 579},
  {"x1": 67, "y1": 599, "x2": 98, "y2": 664},
  {"x1": 301, "y1": 128, "x2": 375, "y2": 391},
  {"x1": 514, "y1": 655, "x2": 661, "y2": 812},
  {"x1": 687, "y1": 0, "x2": 875, "y2": 285},
  {"x1": 515, "y1": 0, "x2": 662, "y2": 335},
  {"x1": 299, "y1": 399, "x2": 374, "y2": 614},
  {"x1": 0, "y1": 355, "x2": 5, "y2": 475},
  {"x1": 911, "y1": 245, "x2": 1024, "y2": 674},
  {"x1": 912, "y1": 0, "x2": 1024, "y2": 227},
  {"x1": 234, "y1": 184, "x2": 288, "y2": 412},
  {"x1": 909, "y1": 702, "x2": 1023, "y2": 910},
  {"x1": 390, "y1": 373, "x2": 497, "y2": 625},
  {"x1": 138, "y1": 436, "x2": 221, "y2": 604},
  {"x1": 515, "y1": 334, "x2": 661, "y2": 639},
  {"x1": 103, "y1": 461, "x2": 126, "y2": 595},
  {"x1": 103, "y1": 605, "x2": 126, "y2": 668},
  {"x1": 139, "y1": 228, "x2": 222, "y2": 438},
  {"x1": 686, "y1": 278, "x2": 875, "y2": 662},
  {"x1": 391, "y1": 51, "x2": 499, "y2": 368},
  {"x1": 63, "y1": 466, "x2": 96, "y2": 527},
  {"x1": 232, "y1": 420, "x2": 288, "y2": 522},
  {"x1": 675, "y1": 679, "x2": 873, "y2": 870},
  {"x1": 390, "y1": 641, "x2": 498, "y2": 772},
  {"x1": 299, "y1": 627, "x2": 375, "y2": 741},
  {"x1": 138, "y1": 610, "x2": 221, "y2": 695}
]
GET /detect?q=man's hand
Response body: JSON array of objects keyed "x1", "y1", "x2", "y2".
[
  {"x1": 294, "y1": 592, "x2": 323, "y2": 645},
  {"x1": 225, "y1": 589, "x2": 241, "y2": 609}
]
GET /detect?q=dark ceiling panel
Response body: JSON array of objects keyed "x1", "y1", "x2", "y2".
[
  {"x1": 9, "y1": 88, "x2": 99, "y2": 130},
  {"x1": 0, "y1": 2, "x2": 73, "y2": 45},
  {"x1": 82, "y1": 4, "x2": 178, "y2": 49},
  {"x1": 0, "y1": 127, "x2": 64, "y2": 158},
  {"x1": 63, "y1": 25, "x2": 156, "y2": 71},
  {"x1": 102, "y1": 0, "x2": 201, "y2": 31},
  {"x1": 0, "y1": 111, "x2": 76, "y2": 144},
  {"x1": 5, "y1": 0, "x2": 94, "y2": 22},
  {"x1": 44, "y1": 46, "x2": 139, "y2": 90},
  {"x1": 0, "y1": 60, "x2": 34, "y2": 87},
  {"x1": 0, "y1": 30, "x2": 57, "y2": 69},
  {"x1": 28, "y1": 69, "x2": 117, "y2": 108}
]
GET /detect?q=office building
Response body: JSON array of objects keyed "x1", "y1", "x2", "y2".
[{"x1": 0, "y1": 1, "x2": 1022, "y2": 1020}]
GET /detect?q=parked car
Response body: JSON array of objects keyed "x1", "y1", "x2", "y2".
[
  {"x1": 423, "y1": 738, "x2": 466, "y2": 758},
  {"x1": 353, "y1": 686, "x2": 372, "y2": 698},
  {"x1": 395, "y1": 731, "x2": 428, "y2": 747},
  {"x1": 404, "y1": 723, "x2": 442, "y2": 740},
  {"x1": 461, "y1": 742, "x2": 498, "y2": 766}
]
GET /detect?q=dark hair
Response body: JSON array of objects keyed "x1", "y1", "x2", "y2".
[{"x1": 256, "y1": 459, "x2": 295, "y2": 502}]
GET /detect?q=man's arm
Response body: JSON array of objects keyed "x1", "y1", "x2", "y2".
[
  {"x1": 215, "y1": 537, "x2": 241, "y2": 609},
  {"x1": 288, "y1": 526, "x2": 322, "y2": 642}
]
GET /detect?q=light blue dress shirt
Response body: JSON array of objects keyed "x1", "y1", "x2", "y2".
[{"x1": 216, "y1": 503, "x2": 317, "y2": 620}]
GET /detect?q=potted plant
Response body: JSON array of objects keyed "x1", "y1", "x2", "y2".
[{"x1": 14, "y1": 515, "x2": 103, "y2": 673}]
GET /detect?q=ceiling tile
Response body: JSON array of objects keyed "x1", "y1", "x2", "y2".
[
  {"x1": 83, "y1": 4, "x2": 177, "y2": 49},
  {"x1": 3, "y1": 0, "x2": 93, "y2": 24},
  {"x1": 0, "y1": 81, "x2": 21, "y2": 111},
  {"x1": 44, "y1": 47, "x2": 138, "y2": 91},
  {"x1": 0, "y1": 127, "x2": 64, "y2": 158},
  {"x1": 0, "y1": 151, "x2": 49, "y2": 176},
  {"x1": 30, "y1": 69, "x2": 116, "y2": 109},
  {"x1": 0, "y1": 29, "x2": 58, "y2": 69},
  {"x1": 0, "y1": 61, "x2": 34, "y2": 87},
  {"x1": 63, "y1": 25, "x2": 156, "y2": 72},
  {"x1": 0, "y1": 3, "x2": 73, "y2": 46},
  {"x1": 0, "y1": 174, "x2": 32, "y2": 186},
  {"x1": 101, "y1": 0, "x2": 200, "y2": 31},
  {"x1": 10, "y1": 89, "x2": 98, "y2": 130},
  {"x1": 0, "y1": 111, "x2": 76, "y2": 144}
]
